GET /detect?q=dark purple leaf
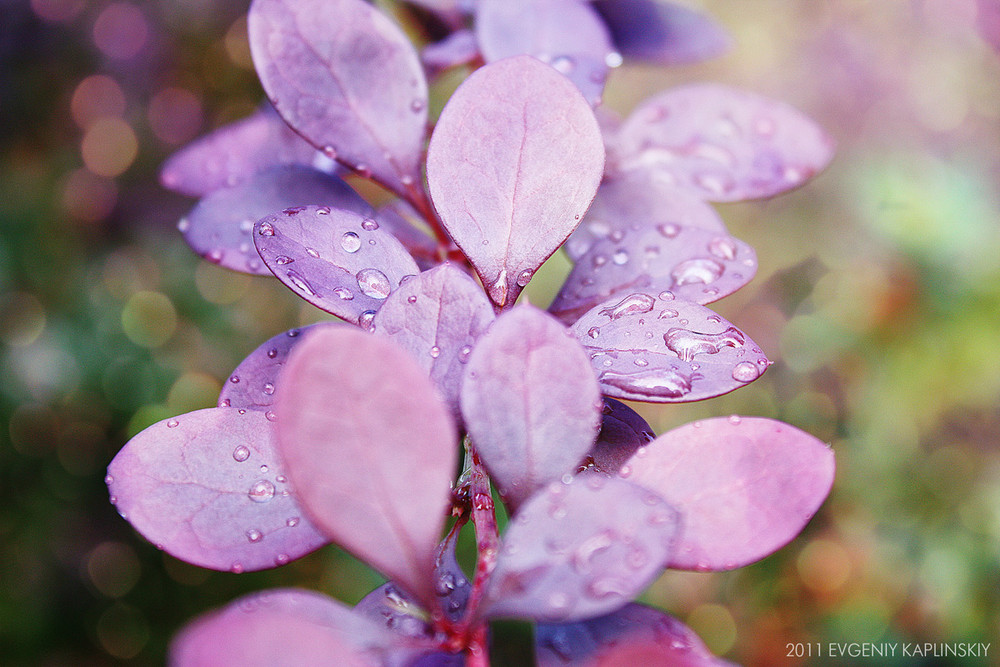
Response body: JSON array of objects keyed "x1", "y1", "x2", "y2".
[
  {"x1": 182, "y1": 165, "x2": 373, "y2": 276},
  {"x1": 219, "y1": 323, "x2": 343, "y2": 410},
  {"x1": 248, "y1": 0, "x2": 428, "y2": 197},
  {"x1": 592, "y1": 0, "x2": 732, "y2": 65},
  {"x1": 564, "y1": 170, "x2": 727, "y2": 261},
  {"x1": 421, "y1": 29, "x2": 480, "y2": 75},
  {"x1": 373, "y1": 263, "x2": 495, "y2": 417},
  {"x1": 170, "y1": 588, "x2": 395, "y2": 667},
  {"x1": 609, "y1": 84, "x2": 835, "y2": 201},
  {"x1": 580, "y1": 399, "x2": 655, "y2": 476},
  {"x1": 277, "y1": 327, "x2": 458, "y2": 608},
  {"x1": 426, "y1": 55, "x2": 604, "y2": 307},
  {"x1": 460, "y1": 305, "x2": 602, "y2": 508},
  {"x1": 475, "y1": 0, "x2": 615, "y2": 105},
  {"x1": 253, "y1": 205, "x2": 419, "y2": 325},
  {"x1": 160, "y1": 106, "x2": 321, "y2": 198},
  {"x1": 570, "y1": 292, "x2": 770, "y2": 403},
  {"x1": 376, "y1": 200, "x2": 444, "y2": 269},
  {"x1": 536, "y1": 603, "x2": 733, "y2": 666},
  {"x1": 106, "y1": 408, "x2": 327, "y2": 572},
  {"x1": 481, "y1": 475, "x2": 679, "y2": 623},
  {"x1": 551, "y1": 225, "x2": 756, "y2": 323},
  {"x1": 625, "y1": 416, "x2": 835, "y2": 571}
]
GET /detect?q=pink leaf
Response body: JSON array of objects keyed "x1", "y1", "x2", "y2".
[
  {"x1": 592, "y1": 0, "x2": 732, "y2": 65},
  {"x1": 625, "y1": 416, "x2": 835, "y2": 571},
  {"x1": 253, "y1": 205, "x2": 419, "y2": 325},
  {"x1": 481, "y1": 476, "x2": 679, "y2": 623},
  {"x1": 276, "y1": 327, "x2": 458, "y2": 608},
  {"x1": 475, "y1": 0, "x2": 615, "y2": 105},
  {"x1": 609, "y1": 84, "x2": 835, "y2": 201},
  {"x1": 570, "y1": 292, "x2": 770, "y2": 403},
  {"x1": 373, "y1": 263, "x2": 495, "y2": 418},
  {"x1": 106, "y1": 408, "x2": 327, "y2": 572},
  {"x1": 426, "y1": 55, "x2": 604, "y2": 307},
  {"x1": 248, "y1": 0, "x2": 428, "y2": 196},
  {"x1": 460, "y1": 305, "x2": 602, "y2": 509}
]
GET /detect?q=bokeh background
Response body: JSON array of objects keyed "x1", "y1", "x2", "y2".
[{"x1": 2, "y1": 0, "x2": 999, "y2": 664}]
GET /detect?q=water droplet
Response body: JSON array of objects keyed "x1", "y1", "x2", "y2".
[
  {"x1": 334, "y1": 286, "x2": 354, "y2": 300},
  {"x1": 587, "y1": 576, "x2": 628, "y2": 599},
  {"x1": 306, "y1": 247, "x2": 321, "y2": 258},
  {"x1": 592, "y1": 254, "x2": 608, "y2": 268},
  {"x1": 605, "y1": 51, "x2": 624, "y2": 68},
  {"x1": 587, "y1": 326, "x2": 601, "y2": 339},
  {"x1": 515, "y1": 269, "x2": 533, "y2": 287},
  {"x1": 671, "y1": 258, "x2": 724, "y2": 286},
  {"x1": 267, "y1": 348, "x2": 278, "y2": 358},
  {"x1": 550, "y1": 54, "x2": 576, "y2": 74},
  {"x1": 658, "y1": 290, "x2": 675, "y2": 301},
  {"x1": 355, "y1": 164, "x2": 372, "y2": 178},
  {"x1": 664, "y1": 326, "x2": 744, "y2": 362},
  {"x1": 340, "y1": 231, "x2": 362, "y2": 253},
  {"x1": 248, "y1": 479, "x2": 275, "y2": 503},
  {"x1": 282, "y1": 206, "x2": 306, "y2": 216},
  {"x1": 166, "y1": 418, "x2": 179, "y2": 428},
  {"x1": 104, "y1": 474, "x2": 114, "y2": 485},
  {"x1": 361, "y1": 218, "x2": 379, "y2": 231},
  {"x1": 598, "y1": 293, "x2": 655, "y2": 320},
  {"x1": 435, "y1": 572, "x2": 457, "y2": 596},
  {"x1": 233, "y1": 445, "x2": 250, "y2": 462},
  {"x1": 246, "y1": 528, "x2": 263, "y2": 543},
  {"x1": 316, "y1": 206, "x2": 331, "y2": 215},
  {"x1": 618, "y1": 464, "x2": 632, "y2": 478},
  {"x1": 359, "y1": 310, "x2": 377, "y2": 332},
  {"x1": 783, "y1": 165, "x2": 804, "y2": 182},
  {"x1": 230, "y1": 562, "x2": 244, "y2": 574},
  {"x1": 728, "y1": 414, "x2": 742, "y2": 425},
  {"x1": 275, "y1": 553, "x2": 290, "y2": 565},
  {"x1": 657, "y1": 222, "x2": 681, "y2": 238},
  {"x1": 286, "y1": 516, "x2": 300, "y2": 527},
  {"x1": 600, "y1": 368, "x2": 694, "y2": 398},
  {"x1": 274, "y1": 255, "x2": 294, "y2": 265},
  {"x1": 286, "y1": 269, "x2": 316, "y2": 296},
  {"x1": 458, "y1": 345, "x2": 473, "y2": 363},
  {"x1": 356, "y1": 268, "x2": 391, "y2": 299},
  {"x1": 694, "y1": 171, "x2": 735, "y2": 196},
  {"x1": 262, "y1": 382, "x2": 275, "y2": 396},
  {"x1": 546, "y1": 592, "x2": 573, "y2": 619},
  {"x1": 633, "y1": 356, "x2": 649, "y2": 367},
  {"x1": 658, "y1": 308, "x2": 678, "y2": 319},
  {"x1": 206, "y1": 249, "x2": 223, "y2": 263},
  {"x1": 611, "y1": 249, "x2": 629, "y2": 265},
  {"x1": 708, "y1": 236, "x2": 738, "y2": 261},
  {"x1": 229, "y1": 375, "x2": 240, "y2": 384},
  {"x1": 732, "y1": 360, "x2": 762, "y2": 382},
  {"x1": 572, "y1": 530, "x2": 614, "y2": 573},
  {"x1": 264, "y1": 411, "x2": 277, "y2": 422},
  {"x1": 410, "y1": 98, "x2": 426, "y2": 113},
  {"x1": 322, "y1": 145, "x2": 338, "y2": 159},
  {"x1": 177, "y1": 218, "x2": 190, "y2": 232}
]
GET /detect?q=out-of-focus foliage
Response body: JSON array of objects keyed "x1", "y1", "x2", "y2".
[{"x1": 2, "y1": 0, "x2": 999, "y2": 664}]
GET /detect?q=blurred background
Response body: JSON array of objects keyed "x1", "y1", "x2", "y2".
[{"x1": 2, "y1": 0, "x2": 999, "y2": 664}]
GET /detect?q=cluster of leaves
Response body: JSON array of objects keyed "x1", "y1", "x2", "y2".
[{"x1": 108, "y1": 0, "x2": 836, "y2": 664}]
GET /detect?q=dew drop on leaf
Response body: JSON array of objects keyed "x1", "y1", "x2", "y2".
[
  {"x1": 166, "y1": 418, "x2": 179, "y2": 428},
  {"x1": 356, "y1": 268, "x2": 391, "y2": 299},
  {"x1": 248, "y1": 479, "x2": 275, "y2": 503},
  {"x1": 708, "y1": 236, "x2": 738, "y2": 260},
  {"x1": 233, "y1": 445, "x2": 250, "y2": 462},
  {"x1": 340, "y1": 231, "x2": 362, "y2": 253},
  {"x1": 671, "y1": 257, "x2": 724, "y2": 286},
  {"x1": 732, "y1": 360, "x2": 762, "y2": 382},
  {"x1": 361, "y1": 218, "x2": 379, "y2": 231},
  {"x1": 246, "y1": 528, "x2": 263, "y2": 543},
  {"x1": 663, "y1": 326, "x2": 744, "y2": 362},
  {"x1": 598, "y1": 293, "x2": 655, "y2": 320}
]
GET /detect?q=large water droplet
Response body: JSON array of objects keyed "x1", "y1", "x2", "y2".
[
  {"x1": 248, "y1": 479, "x2": 275, "y2": 503},
  {"x1": 285, "y1": 269, "x2": 316, "y2": 296},
  {"x1": 664, "y1": 326, "x2": 744, "y2": 362},
  {"x1": 233, "y1": 445, "x2": 250, "y2": 462},
  {"x1": 356, "y1": 268, "x2": 391, "y2": 299},
  {"x1": 732, "y1": 360, "x2": 762, "y2": 382},
  {"x1": 274, "y1": 255, "x2": 294, "y2": 265},
  {"x1": 361, "y1": 218, "x2": 379, "y2": 231},
  {"x1": 334, "y1": 286, "x2": 354, "y2": 300},
  {"x1": 257, "y1": 221, "x2": 275, "y2": 236},
  {"x1": 599, "y1": 368, "x2": 694, "y2": 398},
  {"x1": 340, "y1": 231, "x2": 362, "y2": 253},
  {"x1": 708, "y1": 236, "x2": 738, "y2": 261},
  {"x1": 611, "y1": 249, "x2": 629, "y2": 265},
  {"x1": 359, "y1": 309, "x2": 377, "y2": 332},
  {"x1": 515, "y1": 269, "x2": 533, "y2": 287},
  {"x1": 671, "y1": 258, "x2": 724, "y2": 286},
  {"x1": 598, "y1": 293, "x2": 655, "y2": 320}
]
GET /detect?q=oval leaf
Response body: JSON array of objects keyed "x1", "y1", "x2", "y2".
[
  {"x1": 277, "y1": 327, "x2": 458, "y2": 608},
  {"x1": 536, "y1": 603, "x2": 734, "y2": 666},
  {"x1": 248, "y1": 0, "x2": 428, "y2": 196},
  {"x1": 373, "y1": 263, "x2": 495, "y2": 417},
  {"x1": 254, "y1": 205, "x2": 419, "y2": 324},
  {"x1": 564, "y1": 170, "x2": 727, "y2": 261},
  {"x1": 160, "y1": 106, "x2": 320, "y2": 198},
  {"x1": 426, "y1": 55, "x2": 604, "y2": 306},
  {"x1": 592, "y1": 0, "x2": 732, "y2": 65},
  {"x1": 481, "y1": 475, "x2": 679, "y2": 623},
  {"x1": 106, "y1": 408, "x2": 327, "y2": 572},
  {"x1": 581, "y1": 399, "x2": 655, "y2": 476},
  {"x1": 476, "y1": 0, "x2": 615, "y2": 105},
  {"x1": 609, "y1": 84, "x2": 835, "y2": 201},
  {"x1": 183, "y1": 165, "x2": 374, "y2": 276},
  {"x1": 625, "y1": 416, "x2": 835, "y2": 571},
  {"x1": 170, "y1": 588, "x2": 393, "y2": 667},
  {"x1": 570, "y1": 292, "x2": 770, "y2": 403},
  {"x1": 461, "y1": 305, "x2": 602, "y2": 509},
  {"x1": 552, "y1": 225, "x2": 756, "y2": 323}
]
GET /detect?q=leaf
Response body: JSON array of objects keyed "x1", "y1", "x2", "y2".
[
  {"x1": 536, "y1": 603, "x2": 734, "y2": 666},
  {"x1": 181, "y1": 165, "x2": 374, "y2": 276},
  {"x1": 581, "y1": 399, "x2": 655, "y2": 476},
  {"x1": 219, "y1": 323, "x2": 343, "y2": 410},
  {"x1": 376, "y1": 200, "x2": 444, "y2": 269},
  {"x1": 564, "y1": 170, "x2": 728, "y2": 261},
  {"x1": 609, "y1": 84, "x2": 835, "y2": 201},
  {"x1": 373, "y1": 263, "x2": 495, "y2": 417},
  {"x1": 106, "y1": 408, "x2": 328, "y2": 572},
  {"x1": 248, "y1": 0, "x2": 428, "y2": 197},
  {"x1": 551, "y1": 224, "x2": 756, "y2": 323},
  {"x1": 460, "y1": 305, "x2": 602, "y2": 509},
  {"x1": 170, "y1": 588, "x2": 394, "y2": 667},
  {"x1": 277, "y1": 327, "x2": 458, "y2": 608},
  {"x1": 426, "y1": 55, "x2": 604, "y2": 306},
  {"x1": 591, "y1": 0, "x2": 732, "y2": 65},
  {"x1": 253, "y1": 205, "x2": 419, "y2": 325},
  {"x1": 480, "y1": 475, "x2": 679, "y2": 623},
  {"x1": 475, "y1": 0, "x2": 615, "y2": 106},
  {"x1": 625, "y1": 416, "x2": 835, "y2": 571},
  {"x1": 160, "y1": 106, "x2": 320, "y2": 198},
  {"x1": 570, "y1": 292, "x2": 770, "y2": 403},
  {"x1": 421, "y1": 29, "x2": 480, "y2": 76}
]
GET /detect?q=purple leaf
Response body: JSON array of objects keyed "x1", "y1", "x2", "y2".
[
  {"x1": 170, "y1": 588, "x2": 396, "y2": 666},
  {"x1": 564, "y1": 170, "x2": 728, "y2": 261},
  {"x1": 426, "y1": 55, "x2": 604, "y2": 307},
  {"x1": 421, "y1": 29, "x2": 480, "y2": 75},
  {"x1": 592, "y1": 0, "x2": 732, "y2": 65},
  {"x1": 182, "y1": 165, "x2": 374, "y2": 276},
  {"x1": 376, "y1": 200, "x2": 444, "y2": 269},
  {"x1": 160, "y1": 106, "x2": 321, "y2": 198},
  {"x1": 460, "y1": 305, "x2": 602, "y2": 509},
  {"x1": 481, "y1": 475, "x2": 679, "y2": 623},
  {"x1": 625, "y1": 416, "x2": 835, "y2": 571},
  {"x1": 276, "y1": 327, "x2": 458, "y2": 608},
  {"x1": 581, "y1": 399, "x2": 655, "y2": 476},
  {"x1": 248, "y1": 0, "x2": 428, "y2": 197},
  {"x1": 475, "y1": 0, "x2": 615, "y2": 106},
  {"x1": 219, "y1": 323, "x2": 343, "y2": 410},
  {"x1": 536, "y1": 603, "x2": 733, "y2": 666},
  {"x1": 253, "y1": 205, "x2": 419, "y2": 325},
  {"x1": 570, "y1": 292, "x2": 770, "y2": 403},
  {"x1": 373, "y1": 263, "x2": 495, "y2": 417},
  {"x1": 551, "y1": 224, "x2": 756, "y2": 323},
  {"x1": 609, "y1": 84, "x2": 835, "y2": 201},
  {"x1": 106, "y1": 408, "x2": 327, "y2": 573}
]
